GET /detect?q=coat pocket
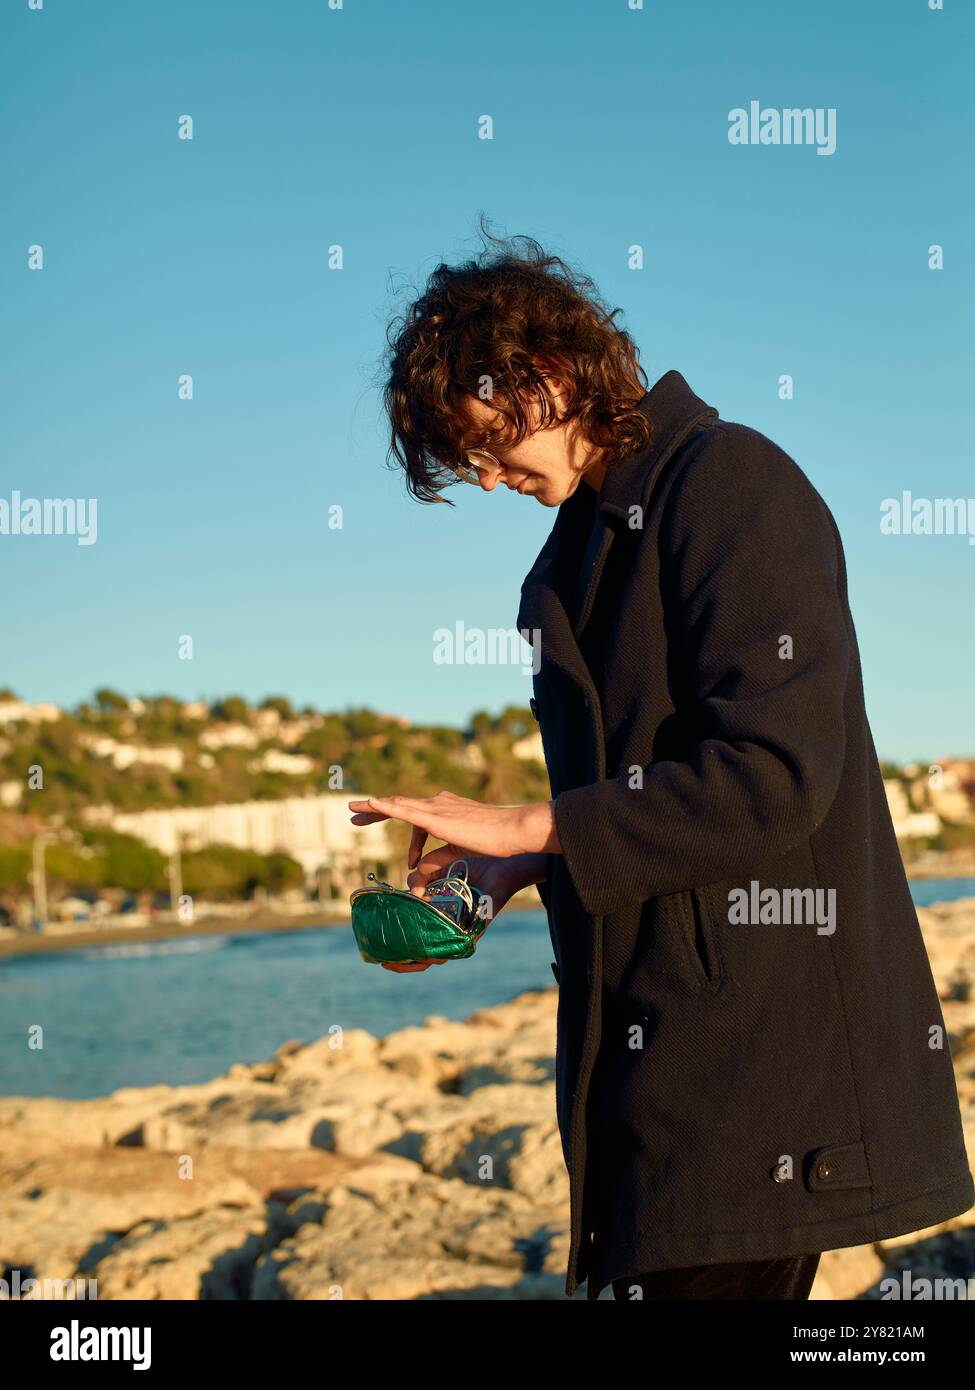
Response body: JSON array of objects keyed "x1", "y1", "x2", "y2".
[{"x1": 678, "y1": 886, "x2": 725, "y2": 992}]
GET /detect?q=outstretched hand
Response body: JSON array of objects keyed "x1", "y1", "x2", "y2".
[{"x1": 347, "y1": 789, "x2": 557, "y2": 867}]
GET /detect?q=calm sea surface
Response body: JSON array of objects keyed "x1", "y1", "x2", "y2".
[
  {"x1": 0, "y1": 909, "x2": 556, "y2": 1100},
  {"x1": 2, "y1": 879, "x2": 973, "y2": 1101}
]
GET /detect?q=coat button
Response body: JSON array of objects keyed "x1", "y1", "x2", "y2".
[{"x1": 815, "y1": 1158, "x2": 831, "y2": 1181}]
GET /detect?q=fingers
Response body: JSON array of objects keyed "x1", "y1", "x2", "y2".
[
  {"x1": 407, "y1": 823, "x2": 428, "y2": 870},
  {"x1": 380, "y1": 960, "x2": 433, "y2": 973},
  {"x1": 348, "y1": 797, "x2": 396, "y2": 826},
  {"x1": 349, "y1": 796, "x2": 436, "y2": 836},
  {"x1": 356, "y1": 795, "x2": 403, "y2": 813},
  {"x1": 406, "y1": 842, "x2": 464, "y2": 894}
]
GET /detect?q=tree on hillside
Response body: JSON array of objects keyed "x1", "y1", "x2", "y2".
[
  {"x1": 341, "y1": 707, "x2": 385, "y2": 739},
  {"x1": 212, "y1": 696, "x2": 250, "y2": 722},
  {"x1": 260, "y1": 696, "x2": 295, "y2": 720},
  {"x1": 147, "y1": 695, "x2": 183, "y2": 722},
  {"x1": 495, "y1": 704, "x2": 534, "y2": 740},
  {"x1": 94, "y1": 687, "x2": 129, "y2": 713}
]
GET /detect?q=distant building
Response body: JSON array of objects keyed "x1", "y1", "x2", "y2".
[
  {"x1": 930, "y1": 759, "x2": 975, "y2": 821},
  {"x1": 939, "y1": 757, "x2": 975, "y2": 794},
  {"x1": 253, "y1": 708, "x2": 282, "y2": 738},
  {"x1": 883, "y1": 780, "x2": 942, "y2": 839},
  {"x1": 883, "y1": 779, "x2": 910, "y2": 823},
  {"x1": 251, "y1": 750, "x2": 316, "y2": 775},
  {"x1": 890, "y1": 763, "x2": 975, "y2": 826},
  {"x1": 896, "y1": 811, "x2": 942, "y2": 839},
  {"x1": 199, "y1": 724, "x2": 259, "y2": 751},
  {"x1": 99, "y1": 792, "x2": 394, "y2": 886},
  {"x1": 277, "y1": 718, "x2": 315, "y2": 748},
  {"x1": 929, "y1": 785, "x2": 973, "y2": 823},
  {"x1": 0, "y1": 700, "x2": 61, "y2": 726},
  {"x1": 449, "y1": 743, "x2": 487, "y2": 772},
  {"x1": 79, "y1": 734, "x2": 185, "y2": 772},
  {"x1": 512, "y1": 731, "x2": 545, "y2": 763}
]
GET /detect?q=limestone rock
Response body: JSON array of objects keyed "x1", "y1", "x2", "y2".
[{"x1": 2, "y1": 903, "x2": 973, "y2": 1301}]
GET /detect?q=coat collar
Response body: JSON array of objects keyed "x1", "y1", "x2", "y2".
[
  {"x1": 594, "y1": 369, "x2": 719, "y2": 523},
  {"x1": 516, "y1": 371, "x2": 718, "y2": 677}
]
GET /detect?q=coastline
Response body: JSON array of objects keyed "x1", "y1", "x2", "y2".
[
  {"x1": 1, "y1": 864, "x2": 972, "y2": 961},
  {"x1": 904, "y1": 861, "x2": 975, "y2": 879},
  {"x1": 0, "y1": 889, "x2": 546, "y2": 961}
]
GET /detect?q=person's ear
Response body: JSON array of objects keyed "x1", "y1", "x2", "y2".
[{"x1": 532, "y1": 355, "x2": 571, "y2": 418}]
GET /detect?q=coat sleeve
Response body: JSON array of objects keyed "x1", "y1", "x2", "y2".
[{"x1": 552, "y1": 425, "x2": 851, "y2": 918}]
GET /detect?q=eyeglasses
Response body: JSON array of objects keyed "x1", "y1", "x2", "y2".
[{"x1": 450, "y1": 447, "x2": 504, "y2": 485}]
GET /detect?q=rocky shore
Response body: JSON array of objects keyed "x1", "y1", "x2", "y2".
[{"x1": 2, "y1": 898, "x2": 974, "y2": 1301}]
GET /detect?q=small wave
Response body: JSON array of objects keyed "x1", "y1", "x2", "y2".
[{"x1": 78, "y1": 937, "x2": 229, "y2": 960}]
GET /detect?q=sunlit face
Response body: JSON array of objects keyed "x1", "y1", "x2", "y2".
[{"x1": 456, "y1": 374, "x2": 608, "y2": 507}]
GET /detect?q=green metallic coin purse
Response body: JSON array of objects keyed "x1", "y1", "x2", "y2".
[{"x1": 350, "y1": 859, "x2": 488, "y2": 965}]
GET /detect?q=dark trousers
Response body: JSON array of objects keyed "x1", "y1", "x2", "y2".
[{"x1": 612, "y1": 1253, "x2": 822, "y2": 1300}]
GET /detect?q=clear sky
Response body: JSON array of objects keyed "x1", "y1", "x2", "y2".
[{"x1": 1, "y1": 0, "x2": 971, "y2": 761}]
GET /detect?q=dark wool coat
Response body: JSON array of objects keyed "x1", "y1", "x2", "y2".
[{"x1": 516, "y1": 369, "x2": 974, "y2": 1300}]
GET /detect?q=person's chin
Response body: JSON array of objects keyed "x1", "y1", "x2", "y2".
[
  {"x1": 551, "y1": 476, "x2": 581, "y2": 505},
  {"x1": 526, "y1": 486, "x2": 556, "y2": 507}
]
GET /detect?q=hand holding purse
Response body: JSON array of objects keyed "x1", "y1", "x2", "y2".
[{"x1": 349, "y1": 859, "x2": 488, "y2": 965}]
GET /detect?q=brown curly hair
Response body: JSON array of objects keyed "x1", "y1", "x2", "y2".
[{"x1": 380, "y1": 222, "x2": 653, "y2": 505}]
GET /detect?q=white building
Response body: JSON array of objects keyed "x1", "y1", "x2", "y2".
[
  {"x1": 883, "y1": 779, "x2": 910, "y2": 823},
  {"x1": 883, "y1": 781, "x2": 941, "y2": 840},
  {"x1": 448, "y1": 743, "x2": 487, "y2": 772},
  {"x1": 0, "y1": 700, "x2": 61, "y2": 726},
  {"x1": 929, "y1": 785, "x2": 973, "y2": 822},
  {"x1": 894, "y1": 811, "x2": 942, "y2": 840},
  {"x1": 0, "y1": 780, "x2": 23, "y2": 807},
  {"x1": 251, "y1": 750, "x2": 316, "y2": 775},
  {"x1": 277, "y1": 719, "x2": 315, "y2": 748},
  {"x1": 252, "y1": 708, "x2": 281, "y2": 738},
  {"x1": 102, "y1": 792, "x2": 394, "y2": 880},
  {"x1": 79, "y1": 734, "x2": 185, "y2": 772},
  {"x1": 199, "y1": 724, "x2": 259, "y2": 751},
  {"x1": 512, "y1": 731, "x2": 545, "y2": 763}
]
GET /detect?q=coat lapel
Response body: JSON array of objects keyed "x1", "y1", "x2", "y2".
[{"x1": 516, "y1": 493, "x2": 597, "y2": 701}]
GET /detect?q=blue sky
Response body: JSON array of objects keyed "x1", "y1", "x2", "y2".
[{"x1": 1, "y1": 0, "x2": 971, "y2": 761}]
